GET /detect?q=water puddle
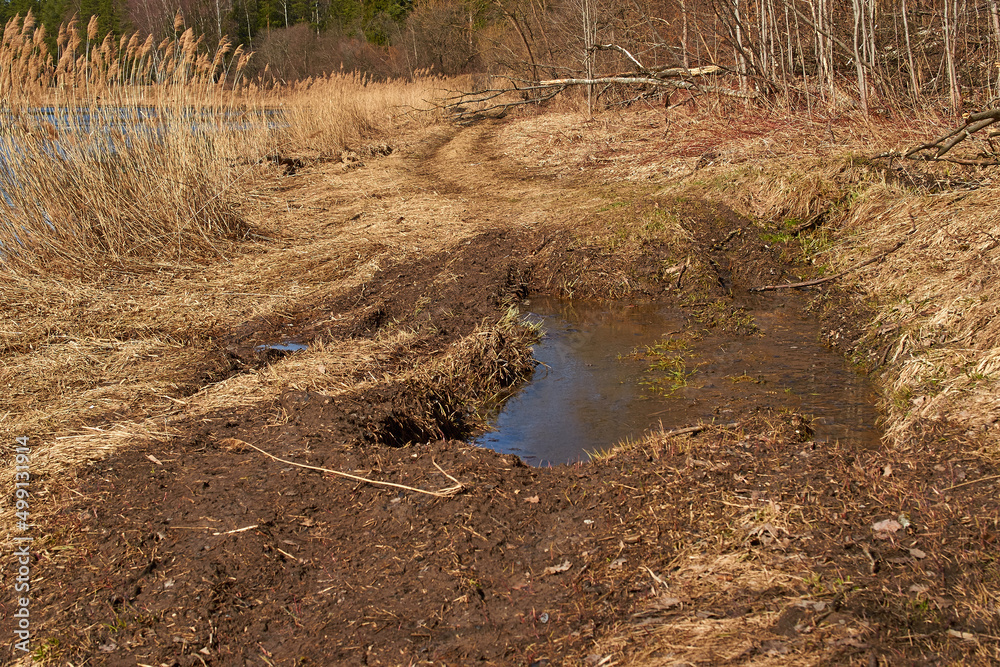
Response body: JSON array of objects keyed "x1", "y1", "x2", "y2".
[
  {"x1": 474, "y1": 297, "x2": 881, "y2": 466},
  {"x1": 254, "y1": 342, "x2": 308, "y2": 354}
]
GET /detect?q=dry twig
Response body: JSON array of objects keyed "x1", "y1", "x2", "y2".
[
  {"x1": 238, "y1": 440, "x2": 466, "y2": 497},
  {"x1": 750, "y1": 241, "x2": 905, "y2": 292}
]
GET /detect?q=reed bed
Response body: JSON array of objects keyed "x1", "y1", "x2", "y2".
[
  {"x1": 270, "y1": 69, "x2": 451, "y2": 157},
  {"x1": 0, "y1": 13, "x2": 261, "y2": 274},
  {"x1": 0, "y1": 12, "x2": 446, "y2": 276}
]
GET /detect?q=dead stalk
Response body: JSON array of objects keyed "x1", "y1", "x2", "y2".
[{"x1": 240, "y1": 439, "x2": 466, "y2": 497}]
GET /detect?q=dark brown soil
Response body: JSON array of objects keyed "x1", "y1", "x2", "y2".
[{"x1": 12, "y1": 119, "x2": 1000, "y2": 666}]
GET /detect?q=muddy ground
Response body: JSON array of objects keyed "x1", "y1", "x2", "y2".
[{"x1": 7, "y1": 115, "x2": 1000, "y2": 665}]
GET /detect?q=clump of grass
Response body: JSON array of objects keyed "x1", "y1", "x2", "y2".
[
  {"x1": 632, "y1": 336, "x2": 696, "y2": 397},
  {"x1": 432, "y1": 307, "x2": 542, "y2": 425},
  {"x1": 693, "y1": 300, "x2": 759, "y2": 335}
]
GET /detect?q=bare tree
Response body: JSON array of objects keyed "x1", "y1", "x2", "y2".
[
  {"x1": 943, "y1": 0, "x2": 962, "y2": 111},
  {"x1": 989, "y1": 0, "x2": 1000, "y2": 97},
  {"x1": 852, "y1": 0, "x2": 870, "y2": 114},
  {"x1": 901, "y1": 0, "x2": 919, "y2": 102}
]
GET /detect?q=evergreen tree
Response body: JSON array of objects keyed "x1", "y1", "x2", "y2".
[{"x1": 78, "y1": 0, "x2": 126, "y2": 40}]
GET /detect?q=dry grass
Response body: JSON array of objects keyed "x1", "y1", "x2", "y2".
[
  {"x1": 836, "y1": 184, "x2": 1000, "y2": 452},
  {"x1": 271, "y1": 70, "x2": 450, "y2": 156}
]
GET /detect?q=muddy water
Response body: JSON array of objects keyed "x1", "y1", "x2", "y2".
[{"x1": 474, "y1": 297, "x2": 881, "y2": 466}]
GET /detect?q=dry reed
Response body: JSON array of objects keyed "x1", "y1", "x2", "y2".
[{"x1": 0, "y1": 12, "x2": 447, "y2": 276}]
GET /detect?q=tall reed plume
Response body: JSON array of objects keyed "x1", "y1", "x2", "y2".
[{"x1": 0, "y1": 12, "x2": 444, "y2": 277}]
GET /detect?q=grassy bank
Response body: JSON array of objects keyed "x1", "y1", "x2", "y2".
[{"x1": 668, "y1": 112, "x2": 1000, "y2": 457}]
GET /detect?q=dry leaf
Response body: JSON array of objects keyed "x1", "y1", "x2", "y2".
[
  {"x1": 543, "y1": 560, "x2": 572, "y2": 575},
  {"x1": 146, "y1": 454, "x2": 162, "y2": 465},
  {"x1": 909, "y1": 547, "x2": 927, "y2": 559},
  {"x1": 652, "y1": 596, "x2": 680, "y2": 609},
  {"x1": 524, "y1": 495, "x2": 540, "y2": 504},
  {"x1": 872, "y1": 518, "x2": 903, "y2": 534}
]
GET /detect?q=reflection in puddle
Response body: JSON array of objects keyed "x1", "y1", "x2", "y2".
[{"x1": 474, "y1": 297, "x2": 881, "y2": 467}]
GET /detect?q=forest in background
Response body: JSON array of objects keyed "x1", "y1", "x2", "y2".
[{"x1": 0, "y1": 0, "x2": 999, "y2": 114}]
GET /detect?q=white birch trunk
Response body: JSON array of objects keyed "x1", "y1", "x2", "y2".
[{"x1": 852, "y1": 0, "x2": 870, "y2": 114}]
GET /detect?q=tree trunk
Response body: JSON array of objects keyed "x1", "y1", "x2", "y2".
[
  {"x1": 792, "y1": 0, "x2": 812, "y2": 112},
  {"x1": 582, "y1": 0, "x2": 595, "y2": 116},
  {"x1": 852, "y1": 0, "x2": 870, "y2": 114},
  {"x1": 681, "y1": 0, "x2": 690, "y2": 69},
  {"x1": 943, "y1": 0, "x2": 962, "y2": 112},
  {"x1": 733, "y1": 0, "x2": 749, "y2": 92},
  {"x1": 497, "y1": 2, "x2": 540, "y2": 84},
  {"x1": 902, "y1": 0, "x2": 919, "y2": 102},
  {"x1": 988, "y1": 0, "x2": 1000, "y2": 97}
]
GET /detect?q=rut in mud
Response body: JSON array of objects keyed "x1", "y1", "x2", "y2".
[{"x1": 16, "y1": 120, "x2": 1000, "y2": 667}]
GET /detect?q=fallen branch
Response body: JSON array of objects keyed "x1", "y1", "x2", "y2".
[
  {"x1": 436, "y1": 44, "x2": 749, "y2": 121},
  {"x1": 213, "y1": 524, "x2": 259, "y2": 536},
  {"x1": 431, "y1": 82, "x2": 566, "y2": 124},
  {"x1": 238, "y1": 439, "x2": 466, "y2": 497},
  {"x1": 646, "y1": 419, "x2": 741, "y2": 433},
  {"x1": 942, "y1": 473, "x2": 1000, "y2": 492},
  {"x1": 886, "y1": 108, "x2": 1000, "y2": 164},
  {"x1": 538, "y1": 76, "x2": 758, "y2": 99},
  {"x1": 750, "y1": 241, "x2": 904, "y2": 292},
  {"x1": 651, "y1": 64, "x2": 725, "y2": 78},
  {"x1": 589, "y1": 45, "x2": 724, "y2": 80}
]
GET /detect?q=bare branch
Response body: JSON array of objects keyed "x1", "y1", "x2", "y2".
[
  {"x1": 539, "y1": 76, "x2": 758, "y2": 99},
  {"x1": 591, "y1": 43, "x2": 647, "y2": 72},
  {"x1": 652, "y1": 65, "x2": 724, "y2": 78},
  {"x1": 427, "y1": 83, "x2": 567, "y2": 124},
  {"x1": 900, "y1": 108, "x2": 1000, "y2": 162}
]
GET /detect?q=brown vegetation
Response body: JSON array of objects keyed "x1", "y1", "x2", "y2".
[{"x1": 0, "y1": 8, "x2": 999, "y2": 664}]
